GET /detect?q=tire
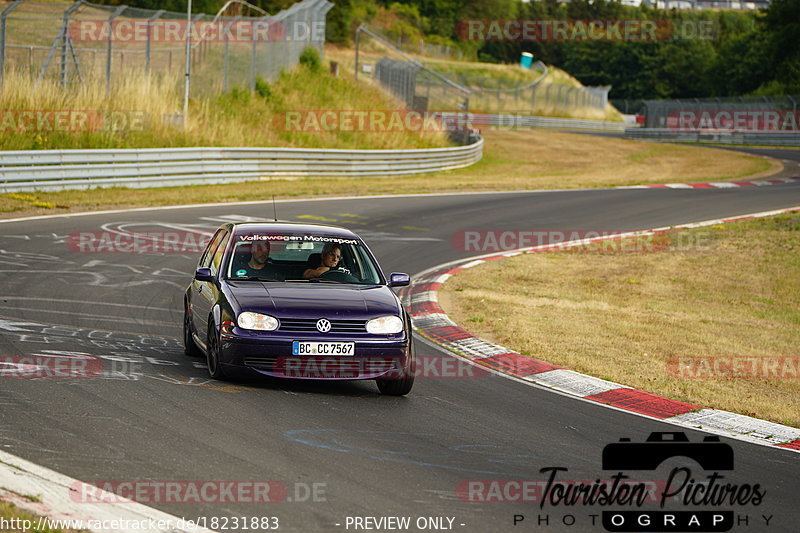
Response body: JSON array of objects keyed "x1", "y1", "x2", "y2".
[
  {"x1": 183, "y1": 303, "x2": 202, "y2": 357},
  {"x1": 376, "y1": 374, "x2": 414, "y2": 396},
  {"x1": 205, "y1": 321, "x2": 227, "y2": 380},
  {"x1": 376, "y1": 340, "x2": 415, "y2": 396}
]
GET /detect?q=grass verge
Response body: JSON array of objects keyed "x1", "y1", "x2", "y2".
[
  {"x1": 0, "y1": 129, "x2": 776, "y2": 218},
  {"x1": 0, "y1": 498, "x2": 77, "y2": 533},
  {"x1": 439, "y1": 213, "x2": 800, "y2": 428}
]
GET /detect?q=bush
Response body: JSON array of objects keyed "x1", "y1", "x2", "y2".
[
  {"x1": 255, "y1": 77, "x2": 272, "y2": 99},
  {"x1": 299, "y1": 46, "x2": 322, "y2": 72}
]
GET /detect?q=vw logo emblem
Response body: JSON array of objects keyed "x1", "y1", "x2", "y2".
[{"x1": 316, "y1": 319, "x2": 332, "y2": 333}]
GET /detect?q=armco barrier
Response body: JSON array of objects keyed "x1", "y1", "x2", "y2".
[
  {"x1": 625, "y1": 128, "x2": 800, "y2": 147},
  {"x1": 0, "y1": 139, "x2": 483, "y2": 192}
]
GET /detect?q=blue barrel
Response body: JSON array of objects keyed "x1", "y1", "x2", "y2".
[{"x1": 520, "y1": 52, "x2": 533, "y2": 69}]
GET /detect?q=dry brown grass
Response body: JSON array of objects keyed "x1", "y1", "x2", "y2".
[
  {"x1": 0, "y1": 129, "x2": 776, "y2": 217},
  {"x1": 440, "y1": 214, "x2": 800, "y2": 427}
]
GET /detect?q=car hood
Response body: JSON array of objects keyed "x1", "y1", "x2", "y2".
[{"x1": 226, "y1": 282, "x2": 401, "y2": 318}]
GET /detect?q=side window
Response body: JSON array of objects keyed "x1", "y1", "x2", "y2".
[
  {"x1": 199, "y1": 230, "x2": 225, "y2": 269},
  {"x1": 210, "y1": 231, "x2": 231, "y2": 276}
]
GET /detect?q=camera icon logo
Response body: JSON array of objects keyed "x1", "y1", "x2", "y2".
[{"x1": 603, "y1": 431, "x2": 734, "y2": 471}]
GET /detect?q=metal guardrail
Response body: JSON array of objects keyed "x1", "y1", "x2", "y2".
[
  {"x1": 625, "y1": 128, "x2": 800, "y2": 147},
  {"x1": 0, "y1": 139, "x2": 483, "y2": 192},
  {"x1": 469, "y1": 113, "x2": 625, "y2": 132}
]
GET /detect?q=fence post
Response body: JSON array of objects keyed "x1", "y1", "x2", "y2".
[
  {"x1": 57, "y1": 0, "x2": 84, "y2": 88},
  {"x1": 145, "y1": 9, "x2": 165, "y2": 76},
  {"x1": 354, "y1": 24, "x2": 361, "y2": 80},
  {"x1": 223, "y1": 17, "x2": 240, "y2": 91},
  {"x1": 105, "y1": 5, "x2": 127, "y2": 93},
  {"x1": 0, "y1": 1, "x2": 22, "y2": 89},
  {"x1": 250, "y1": 18, "x2": 258, "y2": 91}
]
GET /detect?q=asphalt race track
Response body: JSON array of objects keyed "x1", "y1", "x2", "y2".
[{"x1": 1, "y1": 184, "x2": 800, "y2": 532}]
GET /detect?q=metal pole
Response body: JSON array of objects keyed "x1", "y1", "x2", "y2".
[
  {"x1": 0, "y1": 1, "x2": 22, "y2": 89},
  {"x1": 250, "y1": 18, "x2": 258, "y2": 91},
  {"x1": 105, "y1": 5, "x2": 126, "y2": 94},
  {"x1": 61, "y1": 14, "x2": 71, "y2": 87},
  {"x1": 146, "y1": 10, "x2": 165, "y2": 76},
  {"x1": 183, "y1": 0, "x2": 192, "y2": 127},
  {"x1": 354, "y1": 24, "x2": 360, "y2": 80}
]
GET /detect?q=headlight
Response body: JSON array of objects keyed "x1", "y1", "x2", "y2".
[
  {"x1": 366, "y1": 315, "x2": 404, "y2": 334},
  {"x1": 237, "y1": 312, "x2": 279, "y2": 331}
]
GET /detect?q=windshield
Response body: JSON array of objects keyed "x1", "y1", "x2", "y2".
[{"x1": 226, "y1": 233, "x2": 384, "y2": 285}]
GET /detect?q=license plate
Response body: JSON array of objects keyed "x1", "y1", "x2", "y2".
[{"x1": 292, "y1": 341, "x2": 354, "y2": 356}]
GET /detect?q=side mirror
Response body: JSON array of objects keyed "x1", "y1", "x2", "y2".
[
  {"x1": 194, "y1": 267, "x2": 213, "y2": 282},
  {"x1": 388, "y1": 272, "x2": 410, "y2": 287}
]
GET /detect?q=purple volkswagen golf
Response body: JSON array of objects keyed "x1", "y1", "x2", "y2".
[{"x1": 183, "y1": 222, "x2": 415, "y2": 395}]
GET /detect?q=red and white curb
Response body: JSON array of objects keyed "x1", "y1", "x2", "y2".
[
  {"x1": 0, "y1": 451, "x2": 215, "y2": 532},
  {"x1": 401, "y1": 206, "x2": 800, "y2": 453},
  {"x1": 620, "y1": 176, "x2": 800, "y2": 189}
]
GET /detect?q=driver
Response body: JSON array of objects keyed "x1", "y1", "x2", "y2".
[
  {"x1": 302, "y1": 243, "x2": 349, "y2": 279},
  {"x1": 232, "y1": 241, "x2": 284, "y2": 281}
]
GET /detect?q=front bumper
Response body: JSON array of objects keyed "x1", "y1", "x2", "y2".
[{"x1": 219, "y1": 330, "x2": 411, "y2": 380}]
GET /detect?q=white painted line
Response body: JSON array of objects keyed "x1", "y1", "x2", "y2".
[
  {"x1": 429, "y1": 273, "x2": 452, "y2": 285},
  {"x1": 709, "y1": 182, "x2": 739, "y2": 188},
  {"x1": 0, "y1": 449, "x2": 216, "y2": 533},
  {"x1": 665, "y1": 184, "x2": 694, "y2": 189},
  {"x1": 459, "y1": 259, "x2": 485, "y2": 270},
  {"x1": 0, "y1": 189, "x2": 570, "y2": 225}
]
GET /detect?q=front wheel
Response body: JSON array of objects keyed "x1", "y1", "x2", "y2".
[
  {"x1": 206, "y1": 322, "x2": 227, "y2": 380},
  {"x1": 376, "y1": 341, "x2": 415, "y2": 396},
  {"x1": 183, "y1": 303, "x2": 201, "y2": 357},
  {"x1": 376, "y1": 374, "x2": 414, "y2": 396}
]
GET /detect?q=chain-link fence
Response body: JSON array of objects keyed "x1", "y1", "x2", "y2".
[
  {"x1": 0, "y1": 0, "x2": 332, "y2": 96},
  {"x1": 357, "y1": 26, "x2": 609, "y2": 117}
]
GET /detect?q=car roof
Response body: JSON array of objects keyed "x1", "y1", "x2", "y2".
[{"x1": 229, "y1": 222, "x2": 361, "y2": 240}]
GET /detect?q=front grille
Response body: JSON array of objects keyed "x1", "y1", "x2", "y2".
[
  {"x1": 244, "y1": 355, "x2": 399, "y2": 374},
  {"x1": 278, "y1": 318, "x2": 367, "y2": 333}
]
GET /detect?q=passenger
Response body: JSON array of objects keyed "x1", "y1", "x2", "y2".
[{"x1": 303, "y1": 243, "x2": 348, "y2": 279}]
